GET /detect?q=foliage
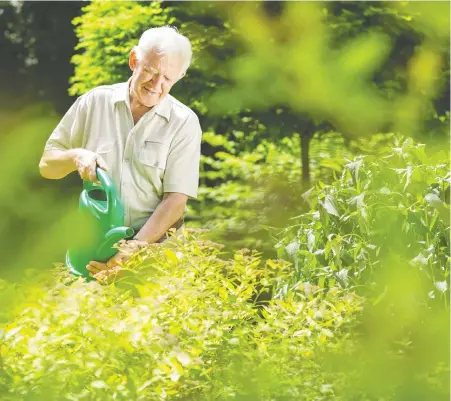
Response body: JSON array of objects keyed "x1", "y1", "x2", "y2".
[
  {"x1": 1, "y1": 226, "x2": 448, "y2": 401},
  {"x1": 191, "y1": 132, "x2": 408, "y2": 255},
  {"x1": 70, "y1": 1, "x2": 167, "y2": 96},
  {"x1": 211, "y1": 2, "x2": 449, "y2": 138},
  {"x1": 276, "y1": 137, "x2": 450, "y2": 299},
  {"x1": 0, "y1": 231, "x2": 363, "y2": 401},
  {"x1": 188, "y1": 131, "x2": 351, "y2": 255},
  {"x1": 0, "y1": 1, "x2": 82, "y2": 112},
  {"x1": 0, "y1": 106, "x2": 88, "y2": 280}
]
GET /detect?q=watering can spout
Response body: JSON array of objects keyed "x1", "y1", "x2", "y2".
[{"x1": 98, "y1": 227, "x2": 135, "y2": 255}]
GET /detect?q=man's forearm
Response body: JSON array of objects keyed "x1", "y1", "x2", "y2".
[
  {"x1": 39, "y1": 149, "x2": 78, "y2": 179},
  {"x1": 134, "y1": 193, "x2": 187, "y2": 243}
]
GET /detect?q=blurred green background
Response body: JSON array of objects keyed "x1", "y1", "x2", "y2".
[{"x1": 0, "y1": 1, "x2": 449, "y2": 400}]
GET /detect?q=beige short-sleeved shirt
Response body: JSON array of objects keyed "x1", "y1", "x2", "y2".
[{"x1": 44, "y1": 81, "x2": 202, "y2": 230}]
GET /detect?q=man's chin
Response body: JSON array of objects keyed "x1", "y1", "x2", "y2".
[{"x1": 141, "y1": 96, "x2": 159, "y2": 108}]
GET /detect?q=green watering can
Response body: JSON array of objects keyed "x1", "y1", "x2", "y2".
[{"x1": 66, "y1": 167, "x2": 134, "y2": 280}]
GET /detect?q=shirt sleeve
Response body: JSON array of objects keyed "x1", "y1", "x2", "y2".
[
  {"x1": 44, "y1": 94, "x2": 87, "y2": 152},
  {"x1": 163, "y1": 113, "x2": 202, "y2": 199}
]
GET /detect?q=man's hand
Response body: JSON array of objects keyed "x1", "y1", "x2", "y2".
[
  {"x1": 86, "y1": 239, "x2": 147, "y2": 283},
  {"x1": 70, "y1": 148, "x2": 108, "y2": 182}
]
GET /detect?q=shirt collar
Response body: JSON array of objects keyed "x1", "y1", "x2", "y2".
[{"x1": 113, "y1": 80, "x2": 171, "y2": 122}]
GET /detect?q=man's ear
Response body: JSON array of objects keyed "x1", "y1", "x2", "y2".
[{"x1": 129, "y1": 49, "x2": 138, "y2": 71}]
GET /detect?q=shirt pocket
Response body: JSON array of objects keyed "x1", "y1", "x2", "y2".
[{"x1": 139, "y1": 141, "x2": 169, "y2": 170}]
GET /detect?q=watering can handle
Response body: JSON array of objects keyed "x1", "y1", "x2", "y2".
[
  {"x1": 95, "y1": 166, "x2": 120, "y2": 215},
  {"x1": 82, "y1": 167, "x2": 118, "y2": 215}
]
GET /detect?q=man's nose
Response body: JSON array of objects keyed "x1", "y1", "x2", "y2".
[{"x1": 151, "y1": 74, "x2": 165, "y2": 88}]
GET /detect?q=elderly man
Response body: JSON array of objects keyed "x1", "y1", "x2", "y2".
[{"x1": 39, "y1": 26, "x2": 202, "y2": 281}]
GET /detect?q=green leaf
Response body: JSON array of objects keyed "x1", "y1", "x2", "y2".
[
  {"x1": 164, "y1": 248, "x2": 179, "y2": 263},
  {"x1": 322, "y1": 195, "x2": 340, "y2": 217}
]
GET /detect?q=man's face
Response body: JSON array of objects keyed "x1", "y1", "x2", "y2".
[{"x1": 129, "y1": 49, "x2": 184, "y2": 109}]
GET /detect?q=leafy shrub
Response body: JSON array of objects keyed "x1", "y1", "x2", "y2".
[
  {"x1": 190, "y1": 132, "x2": 352, "y2": 255},
  {"x1": 276, "y1": 137, "x2": 450, "y2": 299},
  {"x1": 0, "y1": 230, "x2": 362, "y2": 401}
]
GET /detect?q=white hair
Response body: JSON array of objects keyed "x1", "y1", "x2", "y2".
[{"x1": 134, "y1": 26, "x2": 193, "y2": 73}]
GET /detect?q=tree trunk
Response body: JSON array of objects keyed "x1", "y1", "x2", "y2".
[{"x1": 300, "y1": 133, "x2": 311, "y2": 184}]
